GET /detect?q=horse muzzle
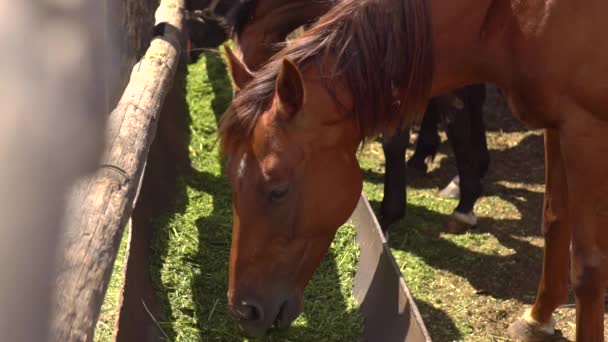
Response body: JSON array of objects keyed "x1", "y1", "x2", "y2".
[{"x1": 229, "y1": 290, "x2": 303, "y2": 337}]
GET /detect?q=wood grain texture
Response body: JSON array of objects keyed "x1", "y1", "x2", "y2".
[
  {"x1": 106, "y1": 0, "x2": 160, "y2": 110},
  {"x1": 51, "y1": 0, "x2": 185, "y2": 340}
]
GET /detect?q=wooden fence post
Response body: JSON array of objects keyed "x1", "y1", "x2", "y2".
[{"x1": 50, "y1": 0, "x2": 185, "y2": 341}]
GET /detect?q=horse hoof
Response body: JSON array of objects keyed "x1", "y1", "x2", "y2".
[
  {"x1": 437, "y1": 175, "x2": 460, "y2": 199},
  {"x1": 445, "y1": 211, "x2": 477, "y2": 234},
  {"x1": 507, "y1": 310, "x2": 556, "y2": 341}
]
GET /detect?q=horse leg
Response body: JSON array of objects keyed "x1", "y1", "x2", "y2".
[
  {"x1": 470, "y1": 85, "x2": 490, "y2": 179},
  {"x1": 407, "y1": 100, "x2": 440, "y2": 179},
  {"x1": 559, "y1": 118, "x2": 608, "y2": 341},
  {"x1": 379, "y1": 127, "x2": 410, "y2": 232},
  {"x1": 507, "y1": 129, "x2": 570, "y2": 340},
  {"x1": 443, "y1": 101, "x2": 481, "y2": 233},
  {"x1": 444, "y1": 85, "x2": 489, "y2": 232}
]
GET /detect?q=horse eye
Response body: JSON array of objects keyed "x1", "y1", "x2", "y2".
[{"x1": 268, "y1": 184, "x2": 290, "y2": 203}]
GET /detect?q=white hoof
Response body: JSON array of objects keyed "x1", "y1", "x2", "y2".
[{"x1": 437, "y1": 175, "x2": 460, "y2": 199}]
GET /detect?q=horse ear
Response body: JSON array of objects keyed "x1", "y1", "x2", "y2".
[
  {"x1": 275, "y1": 58, "x2": 304, "y2": 118},
  {"x1": 224, "y1": 44, "x2": 253, "y2": 90}
]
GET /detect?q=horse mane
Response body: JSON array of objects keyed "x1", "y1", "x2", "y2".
[
  {"x1": 224, "y1": 0, "x2": 257, "y2": 35},
  {"x1": 220, "y1": 0, "x2": 435, "y2": 156}
]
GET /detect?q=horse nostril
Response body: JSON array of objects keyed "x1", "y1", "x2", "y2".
[{"x1": 232, "y1": 301, "x2": 264, "y2": 322}]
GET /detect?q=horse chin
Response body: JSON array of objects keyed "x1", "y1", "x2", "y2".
[
  {"x1": 237, "y1": 323, "x2": 269, "y2": 338},
  {"x1": 273, "y1": 293, "x2": 303, "y2": 331}
]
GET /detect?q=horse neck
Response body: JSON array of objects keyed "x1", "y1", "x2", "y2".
[
  {"x1": 299, "y1": 61, "x2": 362, "y2": 150},
  {"x1": 254, "y1": 0, "x2": 332, "y2": 25},
  {"x1": 283, "y1": 0, "x2": 506, "y2": 141},
  {"x1": 427, "y1": 0, "x2": 500, "y2": 94},
  {"x1": 237, "y1": 0, "x2": 333, "y2": 69}
]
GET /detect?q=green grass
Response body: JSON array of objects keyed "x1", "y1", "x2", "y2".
[
  {"x1": 95, "y1": 225, "x2": 130, "y2": 342},
  {"x1": 100, "y1": 46, "x2": 595, "y2": 340},
  {"x1": 355, "y1": 101, "x2": 552, "y2": 340},
  {"x1": 145, "y1": 50, "x2": 551, "y2": 340},
  {"x1": 149, "y1": 51, "x2": 363, "y2": 341}
]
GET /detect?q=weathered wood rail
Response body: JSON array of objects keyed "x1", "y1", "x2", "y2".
[{"x1": 51, "y1": 0, "x2": 185, "y2": 340}]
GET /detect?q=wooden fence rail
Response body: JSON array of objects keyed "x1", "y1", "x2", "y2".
[{"x1": 51, "y1": 0, "x2": 185, "y2": 340}]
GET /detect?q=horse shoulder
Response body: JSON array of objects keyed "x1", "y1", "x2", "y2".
[{"x1": 488, "y1": 0, "x2": 608, "y2": 127}]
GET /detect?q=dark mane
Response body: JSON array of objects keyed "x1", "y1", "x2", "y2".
[
  {"x1": 220, "y1": 0, "x2": 435, "y2": 155},
  {"x1": 224, "y1": 0, "x2": 257, "y2": 35}
]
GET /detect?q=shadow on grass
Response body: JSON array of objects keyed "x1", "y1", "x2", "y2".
[
  {"x1": 369, "y1": 199, "x2": 543, "y2": 302},
  {"x1": 147, "y1": 58, "x2": 196, "y2": 340},
  {"x1": 415, "y1": 299, "x2": 461, "y2": 341},
  {"x1": 205, "y1": 50, "x2": 233, "y2": 124},
  {"x1": 406, "y1": 132, "x2": 545, "y2": 191},
  {"x1": 149, "y1": 49, "x2": 230, "y2": 341},
  {"x1": 363, "y1": 133, "x2": 544, "y2": 200},
  {"x1": 358, "y1": 88, "x2": 549, "y2": 338},
  {"x1": 361, "y1": 127, "x2": 546, "y2": 308}
]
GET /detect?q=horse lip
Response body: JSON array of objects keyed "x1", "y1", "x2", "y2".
[
  {"x1": 273, "y1": 301, "x2": 291, "y2": 330},
  {"x1": 273, "y1": 296, "x2": 302, "y2": 331}
]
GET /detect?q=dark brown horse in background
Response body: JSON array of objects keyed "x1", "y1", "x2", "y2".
[
  {"x1": 220, "y1": 0, "x2": 608, "y2": 340},
  {"x1": 390, "y1": 85, "x2": 489, "y2": 232},
  {"x1": 187, "y1": 0, "x2": 492, "y2": 232},
  {"x1": 185, "y1": 0, "x2": 336, "y2": 69}
]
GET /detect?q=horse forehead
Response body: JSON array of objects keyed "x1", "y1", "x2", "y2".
[{"x1": 251, "y1": 111, "x2": 287, "y2": 154}]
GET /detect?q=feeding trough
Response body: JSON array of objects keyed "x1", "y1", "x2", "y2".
[{"x1": 351, "y1": 195, "x2": 432, "y2": 342}]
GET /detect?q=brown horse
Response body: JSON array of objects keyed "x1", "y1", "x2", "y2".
[
  {"x1": 221, "y1": 0, "x2": 608, "y2": 339},
  {"x1": 221, "y1": 0, "x2": 493, "y2": 232},
  {"x1": 187, "y1": 0, "x2": 493, "y2": 234},
  {"x1": 185, "y1": 0, "x2": 335, "y2": 66}
]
